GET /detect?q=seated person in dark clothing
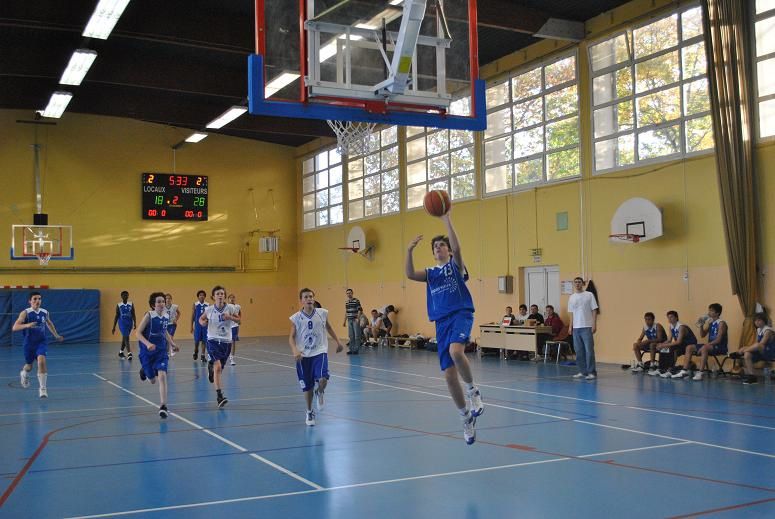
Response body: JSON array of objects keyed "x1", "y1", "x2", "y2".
[
  {"x1": 732, "y1": 312, "x2": 775, "y2": 385},
  {"x1": 528, "y1": 304, "x2": 545, "y2": 325},
  {"x1": 538, "y1": 305, "x2": 565, "y2": 359},
  {"x1": 502, "y1": 306, "x2": 516, "y2": 326},
  {"x1": 544, "y1": 305, "x2": 564, "y2": 338}
]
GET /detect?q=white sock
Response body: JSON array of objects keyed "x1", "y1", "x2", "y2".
[
  {"x1": 38, "y1": 373, "x2": 47, "y2": 389},
  {"x1": 458, "y1": 407, "x2": 469, "y2": 417},
  {"x1": 465, "y1": 382, "x2": 475, "y2": 392}
]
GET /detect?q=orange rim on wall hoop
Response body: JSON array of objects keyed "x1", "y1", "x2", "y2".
[{"x1": 608, "y1": 233, "x2": 640, "y2": 243}]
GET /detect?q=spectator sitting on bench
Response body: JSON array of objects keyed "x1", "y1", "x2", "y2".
[
  {"x1": 683, "y1": 303, "x2": 728, "y2": 380},
  {"x1": 657, "y1": 311, "x2": 698, "y2": 378},
  {"x1": 357, "y1": 307, "x2": 370, "y2": 346},
  {"x1": 731, "y1": 312, "x2": 774, "y2": 385},
  {"x1": 631, "y1": 312, "x2": 667, "y2": 373},
  {"x1": 502, "y1": 306, "x2": 516, "y2": 326},
  {"x1": 528, "y1": 304, "x2": 545, "y2": 325},
  {"x1": 367, "y1": 309, "x2": 387, "y2": 341},
  {"x1": 381, "y1": 306, "x2": 395, "y2": 336}
]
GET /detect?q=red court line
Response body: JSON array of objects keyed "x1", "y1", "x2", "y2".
[
  {"x1": 0, "y1": 414, "x2": 151, "y2": 508},
  {"x1": 667, "y1": 497, "x2": 775, "y2": 518}
]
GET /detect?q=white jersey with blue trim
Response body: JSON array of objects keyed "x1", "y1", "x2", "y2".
[
  {"x1": 165, "y1": 304, "x2": 179, "y2": 323},
  {"x1": 290, "y1": 308, "x2": 329, "y2": 358},
  {"x1": 230, "y1": 304, "x2": 241, "y2": 328},
  {"x1": 204, "y1": 303, "x2": 235, "y2": 342}
]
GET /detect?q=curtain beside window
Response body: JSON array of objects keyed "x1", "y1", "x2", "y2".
[{"x1": 701, "y1": 0, "x2": 759, "y2": 344}]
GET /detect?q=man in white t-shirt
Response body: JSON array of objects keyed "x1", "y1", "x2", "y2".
[{"x1": 567, "y1": 277, "x2": 599, "y2": 380}]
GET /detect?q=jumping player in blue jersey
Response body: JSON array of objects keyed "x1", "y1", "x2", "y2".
[
  {"x1": 112, "y1": 291, "x2": 136, "y2": 360},
  {"x1": 12, "y1": 292, "x2": 64, "y2": 398},
  {"x1": 289, "y1": 288, "x2": 343, "y2": 426},
  {"x1": 191, "y1": 290, "x2": 209, "y2": 362},
  {"x1": 137, "y1": 292, "x2": 178, "y2": 418},
  {"x1": 199, "y1": 286, "x2": 240, "y2": 408},
  {"x1": 405, "y1": 210, "x2": 483, "y2": 445}
]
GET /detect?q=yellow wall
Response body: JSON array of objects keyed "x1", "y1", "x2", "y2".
[
  {"x1": 296, "y1": 0, "x2": 775, "y2": 363},
  {"x1": 1, "y1": 110, "x2": 300, "y2": 339}
]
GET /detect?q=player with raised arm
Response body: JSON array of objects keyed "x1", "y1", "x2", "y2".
[{"x1": 405, "y1": 204, "x2": 483, "y2": 445}]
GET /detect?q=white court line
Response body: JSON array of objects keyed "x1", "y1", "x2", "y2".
[
  {"x1": 237, "y1": 355, "x2": 775, "y2": 459},
  {"x1": 91, "y1": 373, "x2": 323, "y2": 490},
  {"x1": 65, "y1": 440, "x2": 690, "y2": 519},
  {"x1": 250, "y1": 349, "x2": 775, "y2": 432}
]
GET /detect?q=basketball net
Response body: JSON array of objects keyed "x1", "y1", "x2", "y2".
[
  {"x1": 327, "y1": 120, "x2": 377, "y2": 157},
  {"x1": 37, "y1": 252, "x2": 52, "y2": 266}
]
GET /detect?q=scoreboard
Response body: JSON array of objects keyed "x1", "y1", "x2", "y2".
[{"x1": 142, "y1": 173, "x2": 208, "y2": 221}]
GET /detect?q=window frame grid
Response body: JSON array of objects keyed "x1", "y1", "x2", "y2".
[
  {"x1": 754, "y1": 3, "x2": 775, "y2": 142},
  {"x1": 483, "y1": 49, "x2": 581, "y2": 197},
  {"x1": 301, "y1": 147, "x2": 344, "y2": 231},
  {"x1": 589, "y1": 4, "x2": 715, "y2": 174},
  {"x1": 346, "y1": 126, "x2": 400, "y2": 222},
  {"x1": 405, "y1": 121, "x2": 477, "y2": 211}
]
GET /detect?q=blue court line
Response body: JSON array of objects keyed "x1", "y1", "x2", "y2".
[{"x1": 91, "y1": 373, "x2": 324, "y2": 490}]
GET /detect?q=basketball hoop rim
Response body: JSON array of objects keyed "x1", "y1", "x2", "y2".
[
  {"x1": 609, "y1": 233, "x2": 640, "y2": 243},
  {"x1": 37, "y1": 252, "x2": 52, "y2": 266}
]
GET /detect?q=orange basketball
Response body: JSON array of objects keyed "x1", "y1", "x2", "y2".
[{"x1": 423, "y1": 190, "x2": 451, "y2": 217}]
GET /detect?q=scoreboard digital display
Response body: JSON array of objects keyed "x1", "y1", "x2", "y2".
[{"x1": 142, "y1": 173, "x2": 208, "y2": 221}]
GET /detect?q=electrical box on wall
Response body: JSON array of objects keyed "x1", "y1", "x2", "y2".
[{"x1": 497, "y1": 275, "x2": 513, "y2": 294}]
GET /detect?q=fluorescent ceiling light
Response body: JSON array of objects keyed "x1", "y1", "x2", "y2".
[
  {"x1": 38, "y1": 91, "x2": 74, "y2": 119},
  {"x1": 185, "y1": 132, "x2": 208, "y2": 143},
  {"x1": 59, "y1": 49, "x2": 98, "y2": 85},
  {"x1": 82, "y1": 0, "x2": 131, "y2": 39},
  {"x1": 389, "y1": 1, "x2": 404, "y2": 5},
  {"x1": 205, "y1": 106, "x2": 247, "y2": 129},
  {"x1": 265, "y1": 72, "x2": 300, "y2": 98}
]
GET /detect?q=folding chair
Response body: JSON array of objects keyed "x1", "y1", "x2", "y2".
[{"x1": 543, "y1": 326, "x2": 571, "y2": 364}]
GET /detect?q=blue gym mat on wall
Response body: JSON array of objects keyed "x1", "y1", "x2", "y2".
[{"x1": 0, "y1": 289, "x2": 100, "y2": 347}]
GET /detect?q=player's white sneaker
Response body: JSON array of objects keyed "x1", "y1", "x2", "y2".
[
  {"x1": 462, "y1": 412, "x2": 476, "y2": 445},
  {"x1": 671, "y1": 369, "x2": 690, "y2": 379},
  {"x1": 229, "y1": 355, "x2": 236, "y2": 366},
  {"x1": 306, "y1": 410, "x2": 316, "y2": 426},
  {"x1": 314, "y1": 388, "x2": 325, "y2": 412},
  {"x1": 39, "y1": 387, "x2": 48, "y2": 398},
  {"x1": 468, "y1": 387, "x2": 484, "y2": 417},
  {"x1": 20, "y1": 370, "x2": 30, "y2": 388}
]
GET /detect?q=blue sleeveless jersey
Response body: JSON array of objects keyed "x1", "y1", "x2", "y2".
[
  {"x1": 143, "y1": 311, "x2": 169, "y2": 350},
  {"x1": 23, "y1": 308, "x2": 49, "y2": 345},
  {"x1": 425, "y1": 258, "x2": 475, "y2": 322},
  {"x1": 644, "y1": 325, "x2": 658, "y2": 340},
  {"x1": 757, "y1": 327, "x2": 775, "y2": 356},
  {"x1": 194, "y1": 302, "x2": 208, "y2": 322},
  {"x1": 671, "y1": 323, "x2": 697, "y2": 345},
  {"x1": 708, "y1": 319, "x2": 727, "y2": 349},
  {"x1": 118, "y1": 302, "x2": 133, "y2": 324}
]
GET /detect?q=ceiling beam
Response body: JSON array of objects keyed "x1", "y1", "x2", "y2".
[{"x1": 475, "y1": 0, "x2": 585, "y2": 41}]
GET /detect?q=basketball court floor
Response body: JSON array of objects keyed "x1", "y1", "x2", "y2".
[{"x1": 1, "y1": 338, "x2": 773, "y2": 518}]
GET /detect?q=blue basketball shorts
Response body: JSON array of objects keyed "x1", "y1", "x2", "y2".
[
  {"x1": 118, "y1": 319, "x2": 132, "y2": 337},
  {"x1": 24, "y1": 341, "x2": 47, "y2": 365},
  {"x1": 434, "y1": 310, "x2": 474, "y2": 371},
  {"x1": 194, "y1": 325, "x2": 207, "y2": 343},
  {"x1": 207, "y1": 340, "x2": 232, "y2": 367},
  {"x1": 139, "y1": 345, "x2": 169, "y2": 379},
  {"x1": 167, "y1": 324, "x2": 177, "y2": 337},
  {"x1": 296, "y1": 353, "x2": 329, "y2": 392},
  {"x1": 231, "y1": 326, "x2": 239, "y2": 342}
]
